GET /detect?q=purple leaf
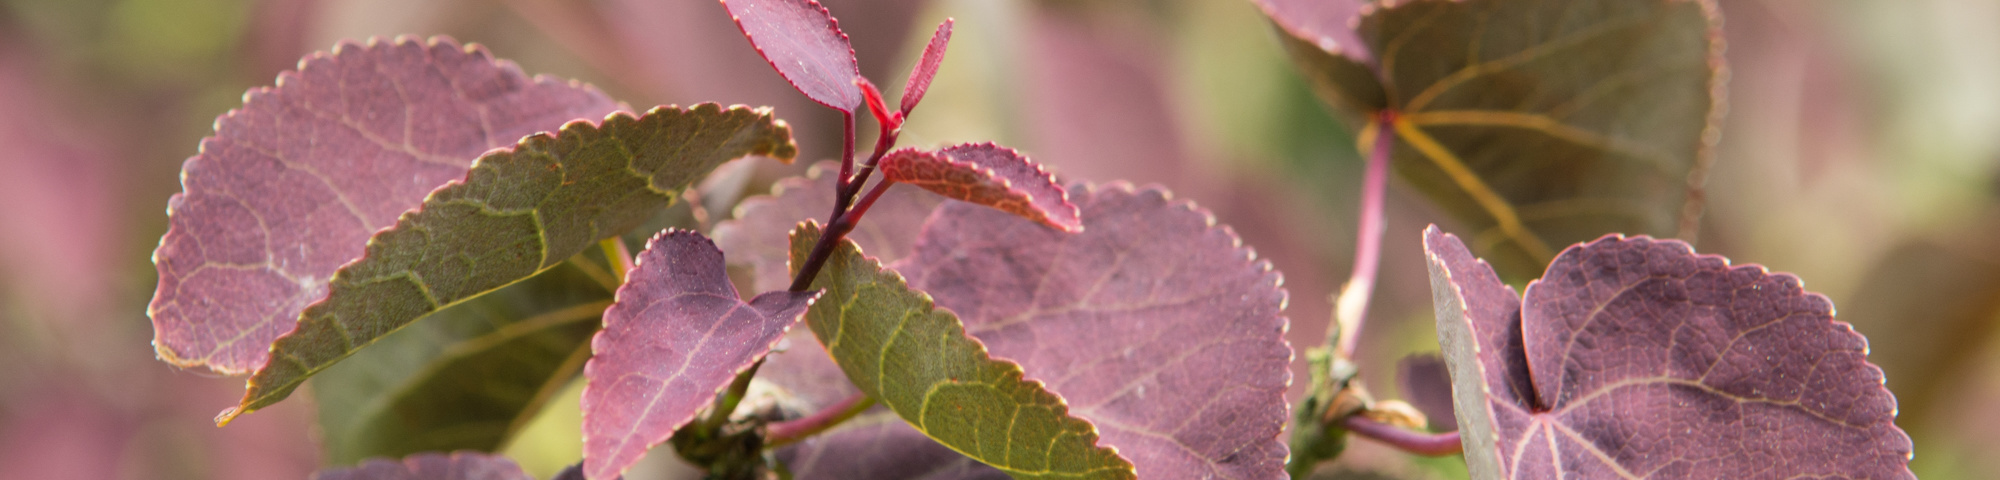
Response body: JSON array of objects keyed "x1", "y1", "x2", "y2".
[
  {"x1": 1249, "y1": 0, "x2": 1370, "y2": 64},
  {"x1": 1396, "y1": 353, "x2": 1457, "y2": 432},
  {"x1": 581, "y1": 230, "x2": 819, "y2": 480},
  {"x1": 721, "y1": 0, "x2": 863, "y2": 112},
  {"x1": 776, "y1": 410, "x2": 1008, "y2": 480},
  {"x1": 894, "y1": 183, "x2": 1292, "y2": 479},
  {"x1": 711, "y1": 161, "x2": 942, "y2": 292},
  {"x1": 879, "y1": 143, "x2": 1081, "y2": 232},
  {"x1": 1423, "y1": 226, "x2": 1914, "y2": 479},
  {"x1": 899, "y1": 18, "x2": 952, "y2": 116},
  {"x1": 149, "y1": 36, "x2": 619, "y2": 375},
  {"x1": 309, "y1": 452, "x2": 533, "y2": 480}
]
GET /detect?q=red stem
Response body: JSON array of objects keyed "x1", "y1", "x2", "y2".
[
  {"x1": 1342, "y1": 414, "x2": 1462, "y2": 457},
  {"x1": 1334, "y1": 110, "x2": 1398, "y2": 357},
  {"x1": 764, "y1": 393, "x2": 874, "y2": 448}
]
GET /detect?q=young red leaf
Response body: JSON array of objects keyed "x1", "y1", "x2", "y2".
[
  {"x1": 721, "y1": 0, "x2": 863, "y2": 112},
  {"x1": 581, "y1": 229, "x2": 819, "y2": 480},
  {"x1": 1424, "y1": 226, "x2": 1914, "y2": 479},
  {"x1": 310, "y1": 451, "x2": 533, "y2": 480},
  {"x1": 878, "y1": 143, "x2": 1081, "y2": 232},
  {"x1": 894, "y1": 183, "x2": 1292, "y2": 479},
  {"x1": 900, "y1": 18, "x2": 953, "y2": 116},
  {"x1": 149, "y1": 36, "x2": 619, "y2": 375}
]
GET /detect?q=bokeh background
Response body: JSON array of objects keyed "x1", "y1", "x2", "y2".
[{"x1": 1, "y1": 0, "x2": 1996, "y2": 478}]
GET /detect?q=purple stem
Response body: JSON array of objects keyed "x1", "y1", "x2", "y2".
[
  {"x1": 1334, "y1": 111, "x2": 1397, "y2": 358},
  {"x1": 1342, "y1": 414, "x2": 1462, "y2": 457},
  {"x1": 764, "y1": 393, "x2": 876, "y2": 448},
  {"x1": 787, "y1": 179, "x2": 896, "y2": 292}
]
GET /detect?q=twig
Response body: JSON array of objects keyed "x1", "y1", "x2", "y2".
[
  {"x1": 763, "y1": 393, "x2": 875, "y2": 448},
  {"x1": 1341, "y1": 414, "x2": 1462, "y2": 457}
]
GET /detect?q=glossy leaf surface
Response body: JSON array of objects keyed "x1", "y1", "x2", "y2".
[
  {"x1": 900, "y1": 19, "x2": 954, "y2": 116},
  {"x1": 227, "y1": 104, "x2": 797, "y2": 422},
  {"x1": 722, "y1": 0, "x2": 863, "y2": 112},
  {"x1": 150, "y1": 36, "x2": 619, "y2": 375},
  {"x1": 313, "y1": 257, "x2": 612, "y2": 465},
  {"x1": 712, "y1": 161, "x2": 941, "y2": 292},
  {"x1": 581, "y1": 230, "x2": 818, "y2": 480},
  {"x1": 1424, "y1": 226, "x2": 1913, "y2": 479},
  {"x1": 879, "y1": 143, "x2": 1081, "y2": 232},
  {"x1": 789, "y1": 223, "x2": 1135, "y2": 479},
  {"x1": 310, "y1": 451, "x2": 533, "y2": 480},
  {"x1": 1273, "y1": 0, "x2": 1725, "y2": 280},
  {"x1": 896, "y1": 184, "x2": 1291, "y2": 479}
]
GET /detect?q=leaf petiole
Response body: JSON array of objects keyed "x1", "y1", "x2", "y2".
[
  {"x1": 763, "y1": 393, "x2": 876, "y2": 449},
  {"x1": 1341, "y1": 414, "x2": 1462, "y2": 457}
]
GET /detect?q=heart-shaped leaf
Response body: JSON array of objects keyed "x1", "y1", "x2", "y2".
[
  {"x1": 878, "y1": 143, "x2": 1081, "y2": 232},
  {"x1": 312, "y1": 256, "x2": 612, "y2": 465},
  {"x1": 149, "y1": 36, "x2": 619, "y2": 376},
  {"x1": 310, "y1": 451, "x2": 533, "y2": 480},
  {"x1": 581, "y1": 229, "x2": 818, "y2": 480},
  {"x1": 722, "y1": 0, "x2": 863, "y2": 112},
  {"x1": 900, "y1": 18, "x2": 954, "y2": 116},
  {"x1": 712, "y1": 161, "x2": 942, "y2": 293},
  {"x1": 222, "y1": 103, "x2": 797, "y2": 423},
  {"x1": 1269, "y1": 0, "x2": 1725, "y2": 280},
  {"x1": 789, "y1": 223, "x2": 1136, "y2": 479},
  {"x1": 895, "y1": 184, "x2": 1292, "y2": 479},
  {"x1": 1424, "y1": 226, "x2": 1913, "y2": 479}
]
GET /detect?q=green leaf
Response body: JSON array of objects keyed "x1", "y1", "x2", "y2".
[
  {"x1": 311, "y1": 255, "x2": 614, "y2": 466},
  {"x1": 787, "y1": 223, "x2": 1135, "y2": 480},
  {"x1": 1274, "y1": 0, "x2": 1724, "y2": 280},
  {"x1": 224, "y1": 104, "x2": 797, "y2": 422}
]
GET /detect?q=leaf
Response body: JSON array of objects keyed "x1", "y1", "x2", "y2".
[
  {"x1": 1395, "y1": 353, "x2": 1457, "y2": 432},
  {"x1": 1274, "y1": 0, "x2": 1725, "y2": 280},
  {"x1": 1249, "y1": 0, "x2": 1370, "y2": 63},
  {"x1": 310, "y1": 451, "x2": 534, "y2": 480},
  {"x1": 712, "y1": 161, "x2": 942, "y2": 292},
  {"x1": 900, "y1": 18, "x2": 954, "y2": 116},
  {"x1": 1423, "y1": 226, "x2": 1914, "y2": 479},
  {"x1": 225, "y1": 103, "x2": 797, "y2": 423},
  {"x1": 777, "y1": 410, "x2": 1011, "y2": 480},
  {"x1": 581, "y1": 229, "x2": 819, "y2": 480},
  {"x1": 895, "y1": 183, "x2": 1292, "y2": 479},
  {"x1": 722, "y1": 0, "x2": 863, "y2": 112},
  {"x1": 789, "y1": 223, "x2": 1136, "y2": 479},
  {"x1": 149, "y1": 35, "x2": 620, "y2": 376},
  {"x1": 878, "y1": 143, "x2": 1081, "y2": 232},
  {"x1": 311, "y1": 256, "x2": 612, "y2": 465}
]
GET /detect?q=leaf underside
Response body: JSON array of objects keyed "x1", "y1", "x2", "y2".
[
  {"x1": 789, "y1": 223, "x2": 1135, "y2": 480},
  {"x1": 1424, "y1": 226, "x2": 1913, "y2": 480},
  {"x1": 879, "y1": 143, "x2": 1081, "y2": 232},
  {"x1": 311, "y1": 256, "x2": 612, "y2": 465},
  {"x1": 722, "y1": 0, "x2": 863, "y2": 112},
  {"x1": 894, "y1": 183, "x2": 1292, "y2": 480},
  {"x1": 309, "y1": 451, "x2": 534, "y2": 480},
  {"x1": 1276, "y1": 0, "x2": 1724, "y2": 280},
  {"x1": 230, "y1": 103, "x2": 797, "y2": 422},
  {"x1": 149, "y1": 35, "x2": 620, "y2": 376},
  {"x1": 581, "y1": 230, "x2": 818, "y2": 480}
]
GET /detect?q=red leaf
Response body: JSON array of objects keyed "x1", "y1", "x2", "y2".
[
  {"x1": 1250, "y1": 0, "x2": 1371, "y2": 63},
  {"x1": 878, "y1": 143, "x2": 1081, "y2": 232},
  {"x1": 899, "y1": 18, "x2": 952, "y2": 116},
  {"x1": 721, "y1": 0, "x2": 863, "y2": 112},
  {"x1": 309, "y1": 452, "x2": 532, "y2": 480},
  {"x1": 894, "y1": 183, "x2": 1292, "y2": 479},
  {"x1": 580, "y1": 229, "x2": 818, "y2": 480},
  {"x1": 148, "y1": 36, "x2": 618, "y2": 375},
  {"x1": 1424, "y1": 226, "x2": 1914, "y2": 479}
]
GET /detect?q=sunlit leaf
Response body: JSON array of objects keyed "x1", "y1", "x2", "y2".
[
  {"x1": 789, "y1": 223, "x2": 1136, "y2": 479},
  {"x1": 580, "y1": 230, "x2": 818, "y2": 480},
  {"x1": 1424, "y1": 226, "x2": 1913, "y2": 479},
  {"x1": 224, "y1": 103, "x2": 796, "y2": 423},
  {"x1": 310, "y1": 451, "x2": 533, "y2": 480},
  {"x1": 900, "y1": 19, "x2": 954, "y2": 116},
  {"x1": 722, "y1": 0, "x2": 863, "y2": 112},
  {"x1": 312, "y1": 256, "x2": 612, "y2": 465},
  {"x1": 149, "y1": 36, "x2": 619, "y2": 376},
  {"x1": 1268, "y1": 0, "x2": 1725, "y2": 280},
  {"x1": 879, "y1": 143, "x2": 1080, "y2": 232},
  {"x1": 895, "y1": 184, "x2": 1291, "y2": 479}
]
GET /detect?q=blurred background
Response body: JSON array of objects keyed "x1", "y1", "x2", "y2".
[{"x1": 1, "y1": 0, "x2": 1996, "y2": 478}]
